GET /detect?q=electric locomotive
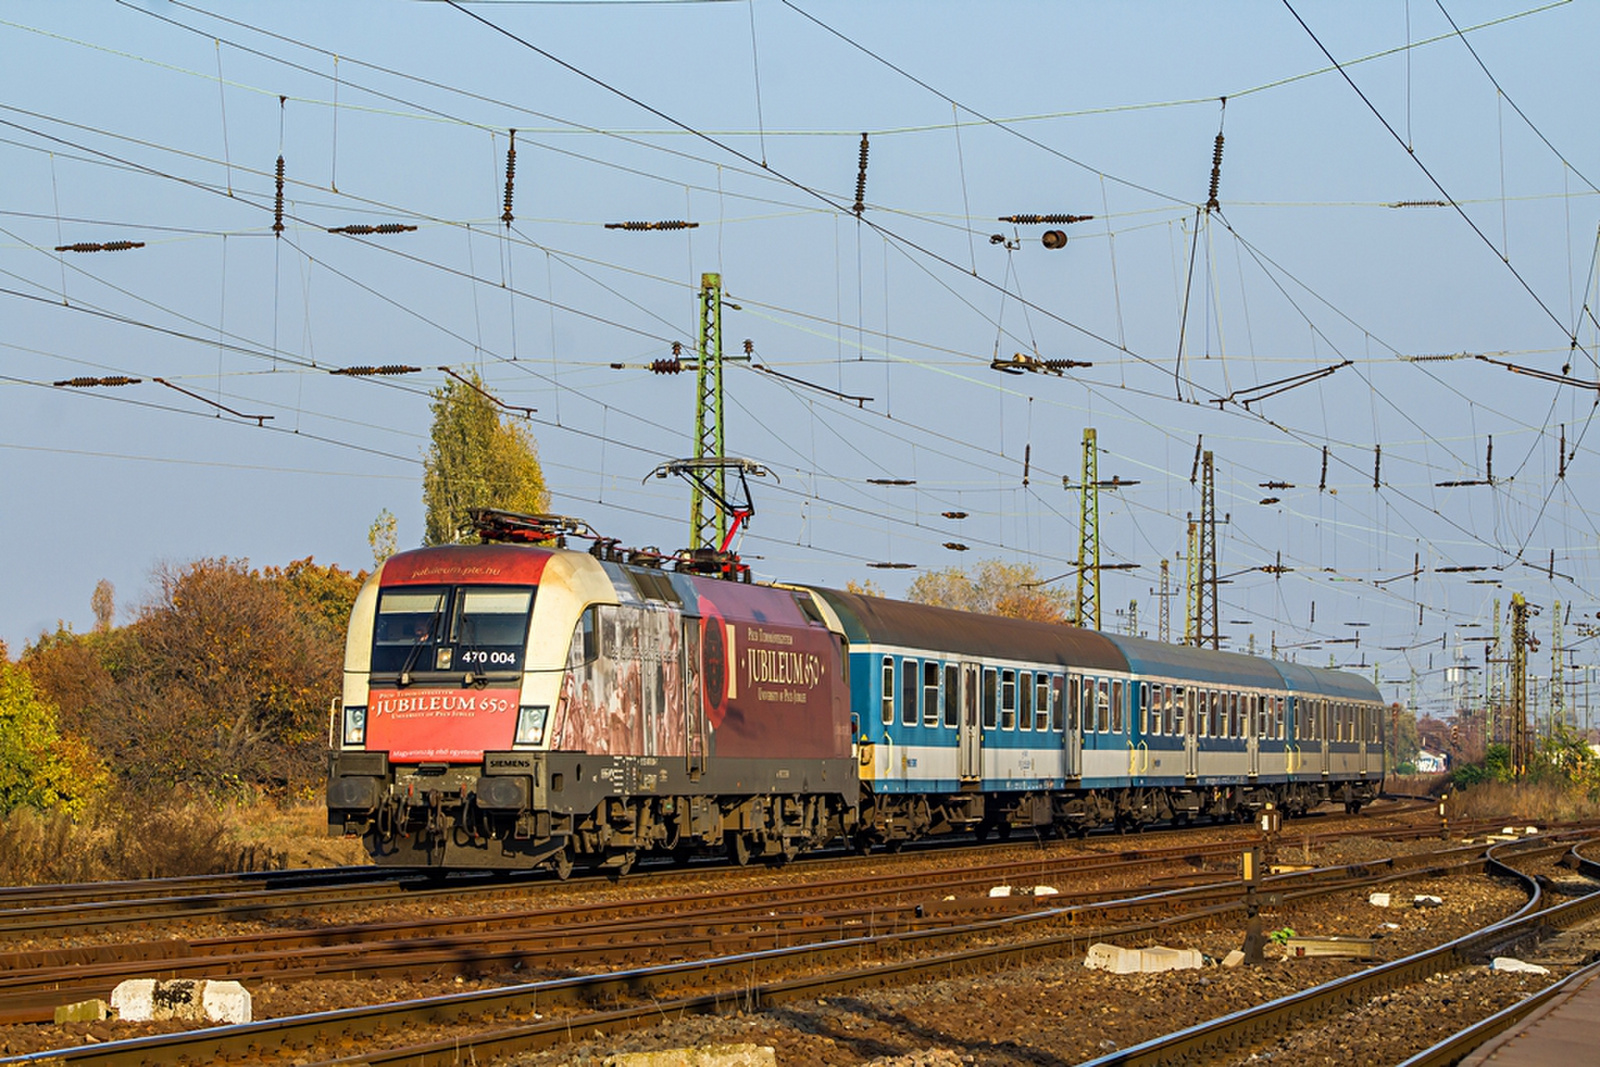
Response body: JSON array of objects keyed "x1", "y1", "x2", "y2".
[{"x1": 327, "y1": 511, "x2": 1384, "y2": 873}]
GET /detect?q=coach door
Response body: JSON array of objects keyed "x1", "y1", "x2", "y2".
[
  {"x1": 684, "y1": 618, "x2": 705, "y2": 777},
  {"x1": 1247, "y1": 694, "x2": 1261, "y2": 778},
  {"x1": 1182, "y1": 686, "x2": 1199, "y2": 778},
  {"x1": 1064, "y1": 673, "x2": 1083, "y2": 779},
  {"x1": 958, "y1": 663, "x2": 982, "y2": 782},
  {"x1": 1358, "y1": 704, "x2": 1370, "y2": 775}
]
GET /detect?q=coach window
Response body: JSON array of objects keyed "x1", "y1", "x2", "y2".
[
  {"x1": 1165, "y1": 686, "x2": 1178, "y2": 735},
  {"x1": 923, "y1": 661, "x2": 941, "y2": 726},
  {"x1": 1051, "y1": 675, "x2": 1065, "y2": 731},
  {"x1": 1068, "y1": 676, "x2": 1082, "y2": 732},
  {"x1": 1001, "y1": 669, "x2": 1017, "y2": 730},
  {"x1": 1137, "y1": 682, "x2": 1150, "y2": 734},
  {"x1": 902, "y1": 659, "x2": 919, "y2": 727},
  {"x1": 881, "y1": 658, "x2": 894, "y2": 725},
  {"x1": 1196, "y1": 692, "x2": 1209, "y2": 738},
  {"x1": 1110, "y1": 679, "x2": 1124, "y2": 733},
  {"x1": 983, "y1": 668, "x2": 998, "y2": 730},
  {"x1": 1276, "y1": 697, "x2": 1285, "y2": 740},
  {"x1": 1096, "y1": 680, "x2": 1110, "y2": 733},
  {"x1": 943, "y1": 664, "x2": 960, "y2": 728},
  {"x1": 1231, "y1": 693, "x2": 1243, "y2": 738},
  {"x1": 1037, "y1": 675, "x2": 1052, "y2": 732}
]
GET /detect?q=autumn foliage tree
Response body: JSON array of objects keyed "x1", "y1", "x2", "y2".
[
  {"x1": 422, "y1": 370, "x2": 549, "y2": 545},
  {"x1": 0, "y1": 644, "x2": 107, "y2": 817},
  {"x1": 25, "y1": 558, "x2": 363, "y2": 799},
  {"x1": 906, "y1": 559, "x2": 1072, "y2": 623}
]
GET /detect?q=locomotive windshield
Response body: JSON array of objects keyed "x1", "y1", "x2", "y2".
[{"x1": 371, "y1": 585, "x2": 534, "y2": 677}]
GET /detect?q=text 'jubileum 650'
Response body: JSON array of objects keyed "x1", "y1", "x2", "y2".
[{"x1": 369, "y1": 690, "x2": 517, "y2": 717}]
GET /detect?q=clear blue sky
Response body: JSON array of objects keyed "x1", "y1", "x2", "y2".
[{"x1": 4, "y1": 1, "x2": 1598, "y2": 718}]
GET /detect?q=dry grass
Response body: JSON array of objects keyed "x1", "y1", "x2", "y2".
[
  {"x1": 1445, "y1": 779, "x2": 1600, "y2": 823},
  {"x1": 0, "y1": 792, "x2": 369, "y2": 887}
]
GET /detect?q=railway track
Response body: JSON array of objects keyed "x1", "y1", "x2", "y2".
[
  {"x1": 0, "y1": 796, "x2": 1447, "y2": 942},
  {"x1": 2, "y1": 817, "x2": 1578, "y2": 1065},
  {"x1": 1073, "y1": 836, "x2": 1600, "y2": 1066}
]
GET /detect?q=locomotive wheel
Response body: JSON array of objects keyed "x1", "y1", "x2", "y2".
[{"x1": 726, "y1": 831, "x2": 752, "y2": 867}]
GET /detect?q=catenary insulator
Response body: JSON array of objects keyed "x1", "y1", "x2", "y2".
[
  {"x1": 273, "y1": 155, "x2": 285, "y2": 234},
  {"x1": 852, "y1": 133, "x2": 869, "y2": 216},
  {"x1": 327, "y1": 223, "x2": 418, "y2": 235},
  {"x1": 502, "y1": 130, "x2": 516, "y2": 224},
  {"x1": 1206, "y1": 133, "x2": 1224, "y2": 211},
  {"x1": 998, "y1": 214, "x2": 1094, "y2": 225},
  {"x1": 54, "y1": 241, "x2": 146, "y2": 253},
  {"x1": 54, "y1": 376, "x2": 141, "y2": 387},
  {"x1": 650, "y1": 358, "x2": 683, "y2": 375}
]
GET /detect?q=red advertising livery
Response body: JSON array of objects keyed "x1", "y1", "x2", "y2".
[{"x1": 327, "y1": 526, "x2": 855, "y2": 873}]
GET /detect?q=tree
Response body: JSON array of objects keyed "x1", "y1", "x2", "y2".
[
  {"x1": 367, "y1": 508, "x2": 398, "y2": 566},
  {"x1": 907, "y1": 559, "x2": 1072, "y2": 623},
  {"x1": 0, "y1": 653, "x2": 107, "y2": 817},
  {"x1": 91, "y1": 579, "x2": 114, "y2": 633},
  {"x1": 422, "y1": 370, "x2": 549, "y2": 545}
]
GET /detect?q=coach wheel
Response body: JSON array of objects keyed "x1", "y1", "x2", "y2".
[
  {"x1": 549, "y1": 843, "x2": 574, "y2": 882},
  {"x1": 671, "y1": 844, "x2": 694, "y2": 867},
  {"x1": 884, "y1": 838, "x2": 905, "y2": 855},
  {"x1": 726, "y1": 831, "x2": 753, "y2": 867},
  {"x1": 609, "y1": 850, "x2": 637, "y2": 879}
]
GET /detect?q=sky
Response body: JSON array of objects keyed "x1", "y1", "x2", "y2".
[{"x1": 4, "y1": 0, "x2": 1600, "y2": 719}]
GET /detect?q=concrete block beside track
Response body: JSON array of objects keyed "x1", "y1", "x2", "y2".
[
  {"x1": 53, "y1": 998, "x2": 109, "y2": 1024},
  {"x1": 110, "y1": 979, "x2": 251, "y2": 1024},
  {"x1": 1085, "y1": 943, "x2": 1204, "y2": 974}
]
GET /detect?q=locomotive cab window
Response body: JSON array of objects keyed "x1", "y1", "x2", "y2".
[
  {"x1": 371, "y1": 585, "x2": 532, "y2": 676},
  {"x1": 452, "y1": 588, "x2": 533, "y2": 670}
]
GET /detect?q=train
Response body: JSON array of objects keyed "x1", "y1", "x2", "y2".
[{"x1": 326, "y1": 511, "x2": 1385, "y2": 873}]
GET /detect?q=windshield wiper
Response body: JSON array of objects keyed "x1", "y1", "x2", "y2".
[{"x1": 397, "y1": 600, "x2": 445, "y2": 688}]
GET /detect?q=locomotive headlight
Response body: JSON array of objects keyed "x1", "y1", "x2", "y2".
[
  {"x1": 515, "y1": 705, "x2": 548, "y2": 746},
  {"x1": 342, "y1": 705, "x2": 368, "y2": 746}
]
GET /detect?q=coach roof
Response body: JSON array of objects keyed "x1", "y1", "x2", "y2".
[{"x1": 808, "y1": 588, "x2": 1128, "y2": 673}]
